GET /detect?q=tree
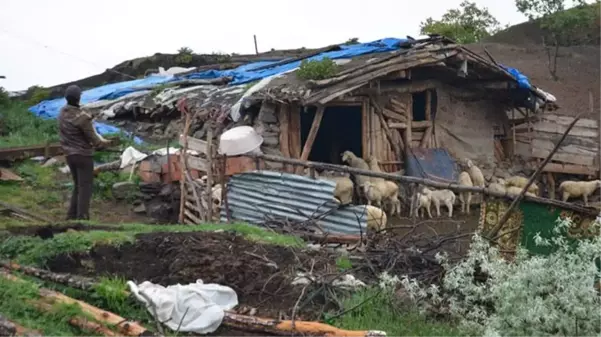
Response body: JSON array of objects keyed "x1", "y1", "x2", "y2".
[
  {"x1": 420, "y1": 1, "x2": 501, "y2": 44},
  {"x1": 515, "y1": 0, "x2": 600, "y2": 80},
  {"x1": 175, "y1": 46, "x2": 194, "y2": 65}
]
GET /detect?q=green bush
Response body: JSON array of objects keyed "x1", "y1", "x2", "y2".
[
  {"x1": 0, "y1": 87, "x2": 10, "y2": 107},
  {"x1": 175, "y1": 46, "x2": 194, "y2": 65},
  {"x1": 26, "y1": 85, "x2": 51, "y2": 106},
  {"x1": 297, "y1": 57, "x2": 338, "y2": 80}
]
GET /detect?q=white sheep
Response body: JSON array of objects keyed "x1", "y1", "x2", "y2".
[
  {"x1": 505, "y1": 186, "x2": 536, "y2": 198},
  {"x1": 505, "y1": 176, "x2": 539, "y2": 196},
  {"x1": 303, "y1": 168, "x2": 355, "y2": 204},
  {"x1": 558, "y1": 180, "x2": 601, "y2": 206},
  {"x1": 341, "y1": 150, "x2": 371, "y2": 188},
  {"x1": 457, "y1": 171, "x2": 473, "y2": 214},
  {"x1": 365, "y1": 157, "x2": 401, "y2": 216},
  {"x1": 422, "y1": 187, "x2": 456, "y2": 217},
  {"x1": 465, "y1": 159, "x2": 485, "y2": 187},
  {"x1": 363, "y1": 181, "x2": 383, "y2": 207},
  {"x1": 365, "y1": 205, "x2": 387, "y2": 233},
  {"x1": 415, "y1": 191, "x2": 432, "y2": 219}
]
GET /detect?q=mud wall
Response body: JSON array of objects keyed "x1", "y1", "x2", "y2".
[{"x1": 435, "y1": 85, "x2": 508, "y2": 166}]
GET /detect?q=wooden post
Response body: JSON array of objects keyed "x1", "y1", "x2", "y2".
[
  {"x1": 298, "y1": 106, "x2": 325, "y2": 163},
  {"x1": 425, "y1": 90, "x2": 431, "y2": 121},
  {"x1": 205, "y1": 122, "x2": 214, "y2": 222},
  {"x1": 369, "y1": 96, "x2": 404, "y2": 160},
  {"x1": 512, "y1": 109, "x2": 516, "y2": 160},
  {"x1": 420, "y1": 125, "x2": 433, "y2": 148},
  {"x1": 547, "y1": 172, "x2": 555, "y2": 200},
  {"x1": 404, "y1": 97, "x2": 413, "y2": 148},
  {"x1": 279, "y1": 104, "x2": 291, "y2": 161},
  {"x1": 179, "y1": 111, "x2": 192, "y2": 224},
  {"x1": 253, "y1": 35, "x2": 258, "y2": 55},
  {"x1": 289, "y1": 104, "x2": 301, "y2": 159}
]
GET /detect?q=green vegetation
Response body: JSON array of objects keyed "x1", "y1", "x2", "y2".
[
  {"x1": 344, "y1": 37, "x2": 360, "y2": 45},
  {"x1": 0, "y1": 86, "x2": 10, "y2": 107},
  {"x1": 175, "y1": 47, "x2": 193, "y2": 65},
  {"x1": 26, "y1": 85, "x2": 51, "y2": 106},
  {"x1": 420, "y1": 0, "x2": 501, "y2": 43},
  {"x1": 297, "y1": 57, "x2": 339, "y2": 80},
  {"x1": 515, "y1": 0, "x2": 600, "y2": 80},
  {"x1": 0, "y1": 100, "x2": 59, "y2": 148},
  {"x1": 335, "y1": 255, "x2": 353, "y2": 271},
  {"x1": 0, "y1": 276, "x2": 97, "y2": 335},
  {"x1": 329, "y1": 288, "x2": 462, "y2": 336},
  {"x1": 0, "y1": 222, "x2": 303, "y2": 266}
]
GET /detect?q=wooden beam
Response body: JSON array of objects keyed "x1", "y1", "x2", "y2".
[
  {"x1": 179, "y1": 134, "x2": 208, "y2": 154},
  {"x1": 278, "y1": 104, "x2": 290, "y2": 158},
  {"x1": 547, "y1": 172, "x2": 556, "y2": 200},
  {"x1": 404, "y1": 95, "x2": 413, "y2": 148},
  {"x1": 289, "y1": 104, "x2": 301, "y2": 159},
  {"x1": 370, "y1": 96, "x2": 404, "y2": 159},
  {"x1": 425, "y1": 90, "x2": 431, "y2": 121},
  {"x1": 389, "y1": 120, "x2": 432, "y2": 129},
  {"x1": 299, "y1": 106, "x2": 325, "y2": 162},
  {"x1": 420, "y1": 126, "x2": 433, "y2": 148},
  {"x1": 382, "y1": 108, "x2": 406, "y2": 122}
]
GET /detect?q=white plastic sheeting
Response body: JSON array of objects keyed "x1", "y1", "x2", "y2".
[{"x1": 127, "y1": 279, "x2": 238, "y2": 334}]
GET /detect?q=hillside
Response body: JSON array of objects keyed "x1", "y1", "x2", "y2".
[{"x1": 468, "y1": 43, "x2": 600, "y2": 117}]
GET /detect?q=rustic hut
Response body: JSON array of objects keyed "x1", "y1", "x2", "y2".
[{"x1": 237, "y1": 36, "x2": 556, "y2": 178}]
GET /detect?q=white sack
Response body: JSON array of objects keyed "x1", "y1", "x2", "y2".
[
  {"x1": 120, "y1": 146, "x2": 148, "y2": 169},
  {"x1": 127, "y1": 279, "x2": 238, "y2": 334}
]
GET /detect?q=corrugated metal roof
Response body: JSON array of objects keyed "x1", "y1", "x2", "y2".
[
  {"x1": 406, "y1": 148, "x2": 458, "y2": 183},
  {"x1": 220, "y1": 170, "x2": 368, "y2": 234}
]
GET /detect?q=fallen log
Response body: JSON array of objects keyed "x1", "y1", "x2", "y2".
[
  {"x1": 0, "y1": 261, "x2": 97, "y2": 291},
  {"x1": 2, "y1": 266, "x2": 384, "y2": 336},
  {"x1": 223, "y1": 312, "x2": 385, "y2": 337},
  {"x1": 0, "y1": 201, "x2": 52, "y2": 223},
  {"x1": 34, "y1": 301, "x2": 117, "y2": 336},
  {"x1": 0, "y1": 272, "x2": 152, "y2": 337}
]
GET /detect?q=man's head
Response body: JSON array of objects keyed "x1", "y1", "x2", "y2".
[{"x1": 65, "y1": 85, "x2": 82, "y2": 106}]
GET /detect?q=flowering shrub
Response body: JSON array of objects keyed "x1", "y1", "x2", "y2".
[{"x1": 400, "y1": 217, "x2": 601, "y2": 336}]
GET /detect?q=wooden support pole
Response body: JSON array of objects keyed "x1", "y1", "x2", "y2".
[
  {"x1": 369, "y1": 96, "x2": 404, "y2": 159},
  {"x1": 547, "y1": 172, "x2": 556, "y2": 200},
  {"x1": 404, "y1": 97, "x2": 413, "y2": 148},
  {"x1": 206, "y1": 123, "x2": 214, "y2": 222},
  {"x1": 298, "y1": 106, "x2": 325, "y2": 170},
  {"x1": 278, "y1": 104, "x2": 291, "y2": 160},
  {"x1": 420, "y1": 126, "x2": 433, "y2": 148},
  {"x1": 178, "y1": 110, "x2": 192, "y2": 224},
  {"x1": 425, "y1": 90, "x2": 431, "y2": 121},
  {"x1": 485, "y1": 113, "x2": 585, "y2": 239}
]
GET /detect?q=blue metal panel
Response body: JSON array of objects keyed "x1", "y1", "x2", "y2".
[
  {"x1": 405, "y1": 148, "x2": 458, "y2": 182},
  {"x1": 220, "y1": 171, "x2": 368, "y2": 234}
]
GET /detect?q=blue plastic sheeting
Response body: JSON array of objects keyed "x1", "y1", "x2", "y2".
[
  {"x1": 405, "y1": 148, "x2": 458, "y2": 182},
  {"x1": 185, "y1": 38, "x2": 408, "y2": 85},
  {"x1": 501, "y1": 65, "x2": 531, "y2": 89},
  {"x1": 26, "y1": 36, "x2": 536, "y2": 139}
]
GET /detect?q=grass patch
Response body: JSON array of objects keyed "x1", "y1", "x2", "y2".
[
  {"x1": 0, "y1": 102, "x2": 59, "y2": 148},
  {"x1": 328, "y1": 288, "x2": 462, "y2": 336},
  {"x1": 0, "y1": 276, "x2": 96, "y2": 336},
  {"x1": 0, "y1": 222, "x2": 303, "y2": 266},
  {"x1": 335, "y1": 255, "x2": 353, "y2": 271}
]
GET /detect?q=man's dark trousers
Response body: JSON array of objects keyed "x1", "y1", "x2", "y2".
[{"x1": 66, "y1": 155, "x2": 94, "y2": 220}]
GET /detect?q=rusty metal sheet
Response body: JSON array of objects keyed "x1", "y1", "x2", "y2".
[
  {"x1": 405, "y1": 148, "x2": 458, "y2": 182},
  {"x1": 221, "y1": 170, "x2": 369, "y2": 234}
]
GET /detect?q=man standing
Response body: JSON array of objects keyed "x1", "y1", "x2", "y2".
[{"x1": 58, "y1": 85, "x2": 111, "y2": 220}]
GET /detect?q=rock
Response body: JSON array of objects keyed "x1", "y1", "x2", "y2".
[
  {"x1": 193, "y1": 123, "x2": 209, "y2": 139},
  {"x1": 146, "y1": 201, "x2": 172, "y2": 222},
  {"x1": 111, "y1": 181, "x2": 138, "y2": 200},
  {"x1": 261, "y1": 147, "x2": 283, "y2": 156},
  {"x1": 258, "y1": 101, "x2": 277, "y2": 123},
  {"x1": 133, "y1": 203, "x2": 146, "y2": 214},
  {"x1": 262, "y1": 134, "x2": 279, "y2": 146},
  {"x1": 269, "y1": 124, "x2": 280, "y2": 133},
  {"x1": 42, "y1": 156, "x2": 62, "y2": 167}
]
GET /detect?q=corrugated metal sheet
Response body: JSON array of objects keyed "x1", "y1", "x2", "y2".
[
  {"x1": 221, "y1": 171, "x2": 368, "y2": 234},
  {"x1": 406, "y1": 148, "x2": 458, "y2": 182}
]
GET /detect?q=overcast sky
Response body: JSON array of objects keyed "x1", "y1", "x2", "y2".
[{"x1": 0, "y1": 0, "x2": 528, "y2": 91}]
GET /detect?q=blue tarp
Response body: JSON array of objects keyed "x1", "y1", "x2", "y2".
[
  {"x1": 28, "y1": 37, "x2": 535, "y2": 139},
  {"x1": 405, "y1": 148, "x2": 458, "y2": 182}
]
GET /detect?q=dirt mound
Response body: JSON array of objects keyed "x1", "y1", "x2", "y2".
[
  {"x1": 48, "y1": 231, "x2": 340, "y2": 319},
  {"x1": 468, "y1": 43, "x2": 600, "y2": 117}
]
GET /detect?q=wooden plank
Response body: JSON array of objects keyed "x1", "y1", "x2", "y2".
[
  {"x1": 533, "y1": 121, "x2": 598, "y2": 138},
  {"x1": 420, "y1": 126, "x2": 433, "y2": 148},
  {"x1": 288, "y1": 104, "x2": 301, "y2": 159},
  {"x1": 179, "y1": 135, "x2": 208, "y2": 154},
  {"x1": 278, "y1": 104, "x2": 290, "y2": 158},
  {"x1": 0, "y1": 142, "x2": 63, "y2": 161},
  {"x1": 540, "y1": 162, "x2": 598, "y2": 175},
  {"x1": 531, "y1": 148, "x2": 595, "y2": 166},
  {"x1": 370, "y1": 96, "x2": 404, "y2": 160},
  {"x1": 299, "y1": 106, "x2": 324, "y2": 162},
  {"x1": 404, "y1": 94, "x2": 413, "y2": 149},
  {"x1": 531, "y1": 131, "x2": 599, "y2": 148},
  {"x1": 540, "y1": 114, "x2": 598, "y2": 128},
  {"x1": 362, "y1": 99, "x2": 369, "y2": 159},
  {"x1": 425, "y1": 90, "x2": 431, "y2": 121},
  {"x1": 532, "y1": 138, "x2": 598, "y2": 157},
  {"x1": 382, "y1": 108, "x2": 407, "y2": 122},
  {"x1": 389, "y1": 120, "x2": 431, "y2": 130},
  {"x1": 187, "y1": 156, "x2": 209, "y2": 171},
  {"x1": 185, "y1": 201, "x2": 202, "y2": 213},
  {"x1": 184, "y1": 209, "x2": 202, "y2": 224}
]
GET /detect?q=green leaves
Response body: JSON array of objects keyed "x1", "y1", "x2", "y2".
[
  {"x1": 419, "y1": 1, "x2": 501, "y2": 44},
  {"x1": 297, "y1": 57, "x2": 339, "y2": 80}
]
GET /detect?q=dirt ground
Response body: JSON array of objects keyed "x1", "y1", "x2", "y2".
[{"x1": 48, "y1": 231, "x2": 343, "y2": 321}]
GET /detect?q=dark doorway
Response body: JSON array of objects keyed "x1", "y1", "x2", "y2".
[
  {"x1": 412, "y1": 89, "x2": 437, "y2": 121},
  {"x1": 300, "y1": 106, "x2": 362, "y2": 165}
]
